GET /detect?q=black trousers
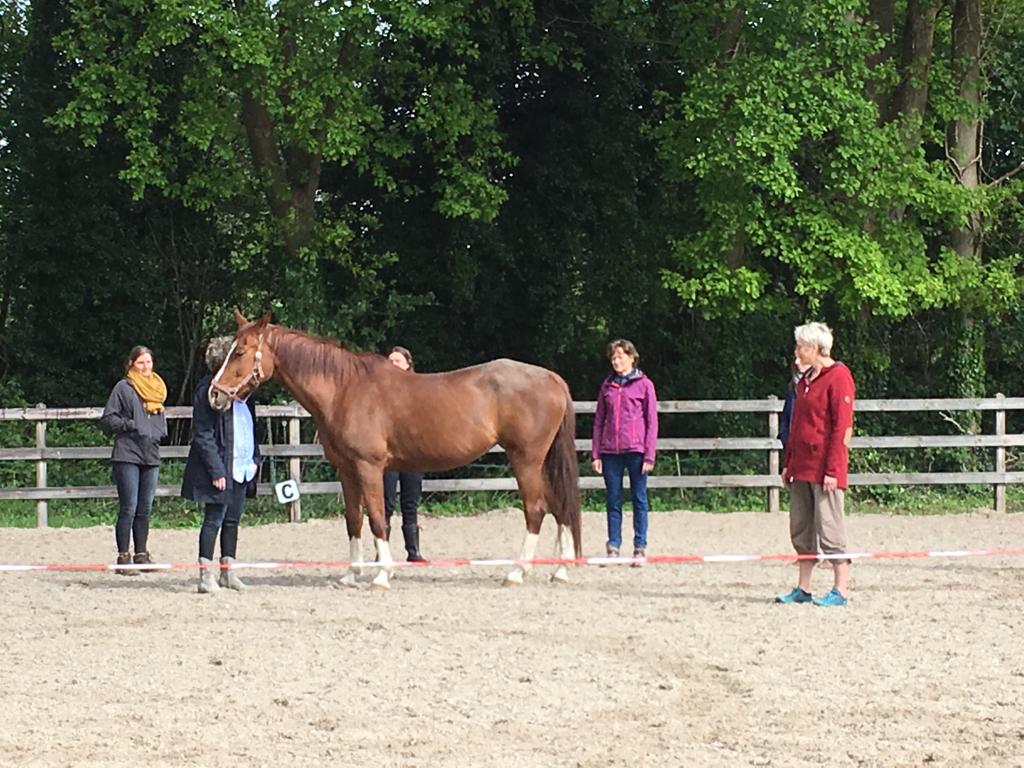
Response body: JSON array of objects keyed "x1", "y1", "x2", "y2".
[
  {"x1": 198, "y1": 479, "x2": 247, "y2": 560},
  {"x1": 383, "y1": 470, "x2": 422, "y2": 553}
]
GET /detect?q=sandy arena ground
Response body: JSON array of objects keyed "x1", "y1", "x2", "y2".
[{"x1": 1, "y1": 508, "x2": 1023, "y2": 768}]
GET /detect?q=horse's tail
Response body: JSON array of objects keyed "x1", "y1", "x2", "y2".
[{"x1": 544, "y1": 389, "x2": 582, "y2": 557}]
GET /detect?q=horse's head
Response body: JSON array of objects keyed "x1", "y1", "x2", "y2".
[{"x1": 208, "y1": 310, "x2": 276, "y2": 411}]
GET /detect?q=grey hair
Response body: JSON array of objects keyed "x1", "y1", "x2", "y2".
[
  {"x1": 205, "y1": 336, "x2": 234, "y2": 372},
  {"x1": 794, "y1": 322, "x2": 834, "y2": 356}
]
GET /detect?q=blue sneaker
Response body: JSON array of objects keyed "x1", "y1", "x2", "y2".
[
  {"x1": 774, "y1": 587, "x2": 812, "y2": 604},
  {"x1": 812, "y1": 587, "x2": 848, "y2": 607}
]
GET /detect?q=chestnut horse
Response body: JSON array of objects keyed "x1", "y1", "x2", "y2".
[{"x1": 208, "y1": 311, "x2": 582, "y2": 588}]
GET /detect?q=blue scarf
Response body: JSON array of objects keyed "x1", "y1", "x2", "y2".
[{"x1": 611, "y1": 368, "x2": 642, "y2": 386}]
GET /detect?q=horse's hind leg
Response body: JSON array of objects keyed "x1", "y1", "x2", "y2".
[
  {"x1": 504, "y1": 450, "x2": 547, "y2": 586},
  {"x1": 551, "y1": 522, "x2": 573, "y2": 583}
]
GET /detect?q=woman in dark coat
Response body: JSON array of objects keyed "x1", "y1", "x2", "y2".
[
  {"x1": 99, "y1": 345, "x2": 168, "y2": 574},
  {"x1": 382, "y1": 346, "x2": 426, "y2": 562},
  {"x1": 181, "y1": 337, "x2": 260, "y2": 594},
  {"x1": 778, "y1": 355, "x2": 811, "y2": 451}
]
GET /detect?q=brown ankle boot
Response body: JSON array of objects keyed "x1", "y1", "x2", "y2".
[
  {"x1": 133, "y1": 551, "x2": 153, "y2": 573},
  {"x1": 115, "y1": 551, "x2": 137, "y2": 576}
]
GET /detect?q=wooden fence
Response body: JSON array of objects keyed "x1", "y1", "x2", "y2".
[{"x1": 1, "y1": 396, "x2": 1022, "y2": 527}]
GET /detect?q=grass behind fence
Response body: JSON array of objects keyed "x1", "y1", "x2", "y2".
[{"x1": 2, "y1": 484, "x2": 1020, "y2": 530}]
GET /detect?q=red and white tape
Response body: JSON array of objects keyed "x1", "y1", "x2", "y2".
[{"x1": 1, "y1": 547, "x2": 1022, "y2": 573}]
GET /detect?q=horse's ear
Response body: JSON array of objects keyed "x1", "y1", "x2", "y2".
[
  {"x1": 234, "y1": 309, "x2": 248, "y2": 329},
  {"x1": 257, "y1": 311, "x2": 272, "y2": 328}
]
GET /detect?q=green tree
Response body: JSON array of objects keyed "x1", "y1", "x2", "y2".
[
  {"x1": 653, "y1": 0, "x2": 1020, "y2": 332},
  {"x1": 360, "y1": 0, "x2": 689, "y2": 392},
  {"x1": 1, "y1": 0, "x2": 239, "y2": 405},
  {"x1": 0, "y1": 0, "x2": 28, "y2": 368},
  {"x1": 54, "y1": 1, "x2": 529, "y2": 290}
]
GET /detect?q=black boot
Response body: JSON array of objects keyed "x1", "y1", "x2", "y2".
[{"x1": 402, "y1": 523, "x2": 425, "y2": 562}]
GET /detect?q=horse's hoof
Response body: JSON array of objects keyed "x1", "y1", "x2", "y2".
[
  {"x1": 337, "y1": 572, "x2": 358, "y2": 588},
  {"x1": 503, "y1": 571, "x2": 524, "y2": 587},
  {"x1": 550, "y1": 567, "x2": 569, "y2": 583}
]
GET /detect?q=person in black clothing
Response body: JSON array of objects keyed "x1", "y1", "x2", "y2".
[
  {"x1": 382, "y1": 346, "x2": 426, "y2": 562},
  {"x1": 778, "y1": 354, "x2": 811, "y2": 450},
  {"x1": 181, "y1": 337, "x2": 260, "y2": 594},
  {"x1": 99, "y1": 345, "x2": 168, "y2": 575}
]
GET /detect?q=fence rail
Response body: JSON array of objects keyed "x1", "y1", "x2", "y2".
[{"x1": 1, "y1": 396, "x2": 1020, "y2": 526}]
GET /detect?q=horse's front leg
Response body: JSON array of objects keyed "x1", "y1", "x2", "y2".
[
  {"x1": 356, "y1": 462, "x2": 394, "y2": 590},
  {"x1": 337, "y1": 467, "x2": 366, "y2": 588}
]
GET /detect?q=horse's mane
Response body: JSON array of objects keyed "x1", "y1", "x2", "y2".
[{"x1": 271, "y1": 327, "x2": 385, "y2": 379}]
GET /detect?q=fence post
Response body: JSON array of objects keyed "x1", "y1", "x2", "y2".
[
  {"x1": 767, "y1": 397, "x2": 780, "y2": 514},
  {"x1": 994, "y1": 392, "x2": 1006, "y2": 514},
  {"x1": 266, "y1": 417, "x2": 276, "y2": 487},
  {"x1": 36, "y1": 407, "x2": 48, "y2": 528},
  {"x1": 288, "y1": 415, "x2": 302, "y2": 523}
]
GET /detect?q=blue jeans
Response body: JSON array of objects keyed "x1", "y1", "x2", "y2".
[
  {"x1": 112, "y1": 462, "x2": 159, "y2": 553},
  {"x1": 602, "y1": 452, "x2": 649, "y2": 550},
  {"x1": 198, "y1": 479, "x2": 248, "y2": 560}
]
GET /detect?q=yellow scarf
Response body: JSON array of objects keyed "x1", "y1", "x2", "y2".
[{"x1": 127, "y1": 370, "x2": 167, "y2": 414}]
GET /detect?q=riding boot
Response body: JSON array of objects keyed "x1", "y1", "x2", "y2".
[
  {"x1": 198, "y1": 557, "x2": 220, "y2": 594},
  {"x1": 402, "y1": 524, "x2": 425, "y2": 562},
  {"x1": 218, "y1": 556, "x2": 248, "y2": 591},
  {"x1": 133, "y1": 551, "x2": 153, "y2": 574},
  {"x1": 116, "y1": 551, "x2": 137, "y2": 576}
]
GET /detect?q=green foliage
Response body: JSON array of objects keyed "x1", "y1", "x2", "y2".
[
  {"x1": 54, "y1": 0, "x2": 521, "y2": 234},
  {"x1": 47, "y1": 0, "x2": 551, "y2": 349},
  {"x1": 2, "y1": 0, "x2": 1024, "y2": 464},
  {"x1": 654, "y1": 0, "x2": 1021, "y2": 322}
]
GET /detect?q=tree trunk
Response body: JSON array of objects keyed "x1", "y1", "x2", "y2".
[
  {"x1": 946, "y1": 0, "x2": 985, "y2": 433},
  {"x1": 944, "y1": 314, "x2": 985, "y2": 438},
  {"x1": 718, "y1": 6, "x2": 747, "y2": 265},
  {"x1": 717, "y1": 6, "x2": 746, "y2": 63},
  {"x1": 891, "y1": 0, "x2": 939, "y2": 133},
  {"x1": 865, "y1": 0, "x2": 896, "y2": 123},
  {"x1": 240, "y1": 92, "x2": 320, "y2": 259},
  {"x1": 948, "y1": 0, "x2": 982, "y2": 250}
]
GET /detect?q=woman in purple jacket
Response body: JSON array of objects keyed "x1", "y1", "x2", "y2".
[{"x1": 591, "y1": 339, "x2": 658, "y2": 563}]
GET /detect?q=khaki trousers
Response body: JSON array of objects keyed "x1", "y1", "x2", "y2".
[{"x1": 789, "y1": 480, "x2": 848, "y2": 556}]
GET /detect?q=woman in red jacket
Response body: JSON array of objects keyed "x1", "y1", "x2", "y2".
[
  {"x1": 591, "y1": 339, "x2": 658, "y2": 563},
  {"x1": 777, "y1": 322, "x2": 855, "y2": 607}
]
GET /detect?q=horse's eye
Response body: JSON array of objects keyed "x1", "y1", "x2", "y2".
[{"x1": 233, "y1": 348, "x2": 245, "y2": 357}]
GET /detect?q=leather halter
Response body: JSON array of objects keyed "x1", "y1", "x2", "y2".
[{"x1": 209, "y1": 332, "x2": 266, "y2": 405}]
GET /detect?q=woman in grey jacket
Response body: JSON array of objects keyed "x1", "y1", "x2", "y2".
[{"x1": 99, "y1": 345, "x2": 168, "y2": 574}]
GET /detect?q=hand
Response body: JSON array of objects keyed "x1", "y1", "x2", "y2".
[
  {"x1": 822, "y1": 474, "x2": 838, "y2": 493},
  {"x1": 212, "y1": 477, "x2": 226, "y2": 491},
  {"x1": 591, "y1": 459, "x2": 602, "y2": 474},
  {"x1": 642, "y1": 461, "x2": 654, "y2": 474},
  {"x1": 780, "y1": 467, "x2": 790, "y2": 488}
]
